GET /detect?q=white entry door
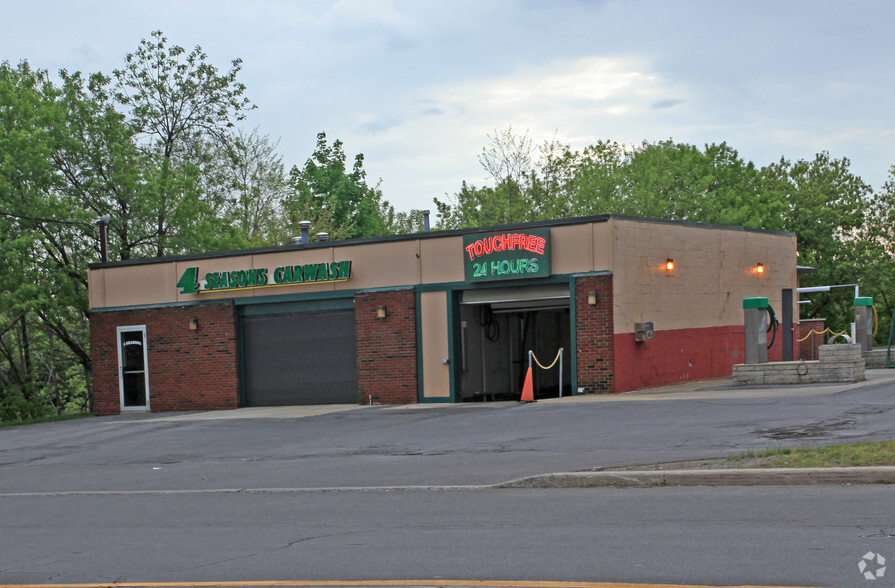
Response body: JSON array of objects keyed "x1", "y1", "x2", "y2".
[{"x1": 117, "y1": 326, "x2": 150, "y2": 410}]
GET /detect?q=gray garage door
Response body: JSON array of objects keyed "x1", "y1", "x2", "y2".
[{"x1": 242, "y1": 309, "x2": 358, "y2": 406}]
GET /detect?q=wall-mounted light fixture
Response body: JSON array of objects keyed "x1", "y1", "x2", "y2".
[
  {"x1": 377, "y1": 305, "x2": 387, "y2": 319},
  {"x1": 189, "y1": 318, "x2": 199, "y2": 331},
  {"x1": 665, "y1": 258, "x2": 675, "y2": 271},
  {"x1": 756, "y1": 263, "x2": 765, "y2": 274},
  {"x1": 587, "y1": 291, "x2": 598, "y2": 306}
]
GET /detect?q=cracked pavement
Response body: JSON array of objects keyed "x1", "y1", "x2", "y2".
[{"x1": 2, "y1": 371, "x2": 895, "y2": 494}]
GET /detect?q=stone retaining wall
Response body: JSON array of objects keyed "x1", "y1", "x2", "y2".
[
  {"x1": 732, "y1": 344, "x2": 865, "y2": 386},
  {"x1": 863, "y1": 348, "x2": 892, "y2": 369}
]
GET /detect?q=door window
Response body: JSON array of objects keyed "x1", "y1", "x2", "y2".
[{"x1": 117, "y1": 326, "x2": 149, "y2": 410}]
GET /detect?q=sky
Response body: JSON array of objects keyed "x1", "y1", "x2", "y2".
[{"x1": 2, "y1": 0, "x2": 894, "y2": 214}]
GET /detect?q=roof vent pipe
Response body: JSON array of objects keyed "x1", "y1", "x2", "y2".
[
  {"x1": 298, "y1": 220, "x2": 312, "y2": 244},
  {"x1": 317, "y1": 232, "x2": 329, "y2": 242},
  {"x1": 290, "y1": 237, "x2": 302, "y2": 246},
  {"x1": 422, "y1": 210, "x2": 430, "y2": 232}
]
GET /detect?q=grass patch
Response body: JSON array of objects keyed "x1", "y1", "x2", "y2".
[
  {"x1": 733, "y1": 446, "x2": 793, "y2": 460},
  {"x1": 0, "y1": 412, "x2": 94, "y2": 429},
  {"x1": 748, "y1": 441, "x2": 895, "y2": 468}
]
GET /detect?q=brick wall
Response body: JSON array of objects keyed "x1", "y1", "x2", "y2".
[
  {"x1": 575, "y1": 275, "x2": 615, "y2": 394},
  {"x1": 90, "y1": 303, "x2": 239, "y2": 415},
  {"x1": 798, "y1": 318, "x2": 826, "y2": 360},
  {"x1": 355, "y1": 289, "x2": 418, "y2": 404},
  {"x1": 613, "y1": 325, "x2": 746, "y2": 392}
]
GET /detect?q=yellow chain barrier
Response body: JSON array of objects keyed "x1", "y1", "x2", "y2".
[
  {"x1": 531, "y1": 349, "x2": 563, "y2": 370},
  {"x1": 796, "y1": 327, "x2": 848, "y2": 342}
]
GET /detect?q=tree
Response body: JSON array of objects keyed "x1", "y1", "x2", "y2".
[
  {"x1": 761, "y1": 152, "x2": 873, "y2": 331},
  {"x1": 112, "y1": 30, "x2": 254, "y2": 256},
  {"x1": 0, "y1": 61, "x2": 97, "y2": 415},
  {"x1": 285, "y1": 132, "x2": 393, "y2": 240},
  {"x1": 219, "y1": 128, "x2": 289, "y2": 244}
]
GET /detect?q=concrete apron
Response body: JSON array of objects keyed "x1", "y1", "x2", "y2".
[{"x1": 134, "y1": 368, "x2": 895, "y2": 421}]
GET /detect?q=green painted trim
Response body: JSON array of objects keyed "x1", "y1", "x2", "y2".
[
  {"x1": 569, "y1": 276, "x2": 579, "y2": 396},
  {"x1": 419, "y1": 397, "x2": 453, "y2": 403},
  {"x1": 236, "y1": 312, "x2": 248, "y2": 407},
  {"x1": 415, "y1": 273, "x2": 578, "y2": 294},
  {"x1": 854, "y1": 297, "x2": 873, "y2": 307},
  {"x1": 447, "y1": 288, "x2": 459, "y2": 403},
  {"x1": 743, "y1": 297, "x2": 769, "y2": 309},
  {"x1": 415, "y1": 287, "x2": 424, "y2": 402},
  {"x1": 415, "y1": 284, "x2": 462, "y2": 403},
  {"x1": 232, "y1": 289, "x2": 355, "y2": 306},
  {"x1": 239, "y1": 297, "x2": 355, "y2": 317},
  {"x1": 89, "y1": 300, "x2": 214, "y2": 313},
  {"x1": 570, "y1": 270, "x2": 613, "y2": 278}
]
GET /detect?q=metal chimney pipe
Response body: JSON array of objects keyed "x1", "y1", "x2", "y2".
[
  {"x1": 317, "y1": 232, "x2": 330, "y2": 242},
  {"x1": 421, "y1": 210, "x2": 430, "y2": 232},
  {"x1": 298, "y1": 220, "x2": 312, "y2": 244},
  {"x1": 96, "y1": 215, "x2": 111, "y2": 262}
]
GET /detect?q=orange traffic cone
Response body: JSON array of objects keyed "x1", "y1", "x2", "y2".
[{"x1": 520, "y1": 366, "x2": 535, "y2": 403}]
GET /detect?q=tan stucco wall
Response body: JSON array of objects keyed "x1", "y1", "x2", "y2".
[
  {"x1": 608, "y1": 218, "x2": 797, "y2": 333},
  {"x1": 420, "y1": 290, "x2": 451, "y2": 399},
  {"x1": 89, "y1": 218, "x2": 796, "y2": 326}
]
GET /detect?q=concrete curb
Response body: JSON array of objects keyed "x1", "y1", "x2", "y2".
[{"x1": 494, "y1": 467, "x2": 895, "y2": 488}]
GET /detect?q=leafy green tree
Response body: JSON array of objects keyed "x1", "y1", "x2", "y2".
[
  {"x1": 760, "y1": 152, "x2": 873, "y2": 331},
  {"x1": 0, "y1": 61, "x2": 96, "y2": 416},
  {"x1": 285, "y1": 132, "x2": 393, "y2": 240},
  {"x1": 112, "y1": 30, "x2": 254, "y2": 256},
  {"x1": 216, "y1": 128, "x2": 289, "y2": 244}
]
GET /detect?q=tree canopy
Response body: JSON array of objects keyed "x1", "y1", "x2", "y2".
[{"x1": 2, "y1": 32, "x2": 895, "y2": 422}]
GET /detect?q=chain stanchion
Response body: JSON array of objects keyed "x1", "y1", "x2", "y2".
[
  {"x1": 796, "y1": 327, "x2": 847, "y2": 342},
  {"x1": 528, "y1": 348, "x2": 565, "y2": 398}
]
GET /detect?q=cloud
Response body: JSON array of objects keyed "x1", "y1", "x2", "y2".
[
  {"x1": 354, "y1": 117, "x2": 404, "y2": 135},
  {"x1": 651, "y1": 98, "x2": 684, "y2": 109}
]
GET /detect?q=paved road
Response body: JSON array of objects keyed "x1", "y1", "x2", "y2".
[
  {"x1": 2, "y1": 372, "x2": 895, "y2": 493},
  {"x1": 2, "y1": 372, "x2": 895, "y2": 587},
  {"x1": 1, "y1": 486, "x2": 892, "y2": 587}
]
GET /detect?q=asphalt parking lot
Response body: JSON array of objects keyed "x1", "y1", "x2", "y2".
[{"x1": 3, "y1": 370, "x2": 895, "y2": 494}]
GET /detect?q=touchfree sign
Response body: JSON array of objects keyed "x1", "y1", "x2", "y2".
[
  {"x1": 463, "y1": 228, "x2": 551, "y2": 282},
  {"x1": 176, "y1": 261, "x2": 352, "y2": 294}
]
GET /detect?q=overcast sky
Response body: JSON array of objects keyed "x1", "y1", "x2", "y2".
[{"x1": 2, "y1": 0, "x2": 894, "y2": 213}]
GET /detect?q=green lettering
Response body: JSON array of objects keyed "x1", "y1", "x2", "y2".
[
  {"x1": 176, "y1": 267, "x2": 200, "y2": 294},
  {"x1": 273, "y1": 267, "x2": 284, "y2": 284},
  {"x1": 338, "y1": 261, "x2": 351, "y2": 279},
  {"x1": 304, "y1": 264, "x2": 319, "y2": 282}
]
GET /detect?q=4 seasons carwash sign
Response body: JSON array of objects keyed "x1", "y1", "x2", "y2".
[
  {"x1": 175, "y1": 261, "x2": 352, "y2": 295},
  {"x1": 463, "y1": 228, "x2": 551, "y2": 282}
]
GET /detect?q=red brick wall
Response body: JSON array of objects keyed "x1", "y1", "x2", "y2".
[
  {"x1": 90, "y1": 303, "x2": 239, "y2": 415},
  {"x1": 575, "y1": 275, "x2": 615, "y2": 394},
  {"x1": 613, "y1": 325, "x2": 742, "y2": 392},
  {"x1": 798, "y1": 318, "x2": 826, "y2": 360},
  {"x1": 355, "y1": 289, "x2": 418, "y2": 404},
  {"x1": 612, "y1": 316, "x2": 792, "y2": 392}
]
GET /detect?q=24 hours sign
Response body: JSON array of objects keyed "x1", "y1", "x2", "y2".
[{"x1": 463, "y1": 228, "x2": 551, "y2": 282}]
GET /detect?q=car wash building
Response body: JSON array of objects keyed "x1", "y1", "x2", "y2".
[{"x1": 88, "y1": 215, "x2": 798, "y2": 415}]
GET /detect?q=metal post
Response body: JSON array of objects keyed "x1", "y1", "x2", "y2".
[
  {"x1": 782, "y1": 289, "x2": 793, "y2": 361},
  {"x1": 558, "y1": 348, "x2": 564, "y2": 398}
]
